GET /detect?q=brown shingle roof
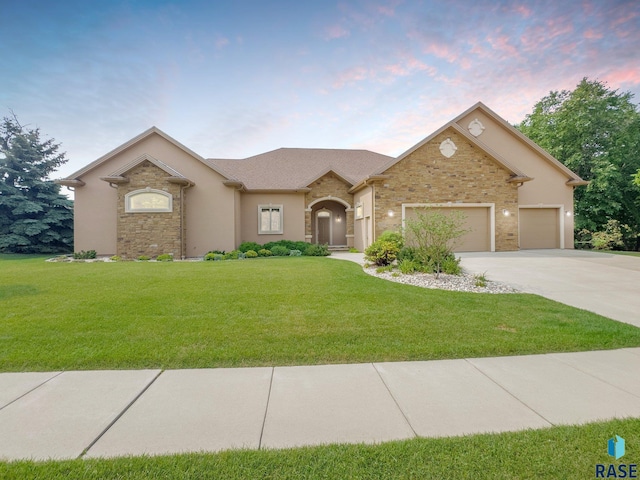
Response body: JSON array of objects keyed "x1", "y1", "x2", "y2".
[{"x1": 206, "y1": 148, "x2": 393, "y2": 190}]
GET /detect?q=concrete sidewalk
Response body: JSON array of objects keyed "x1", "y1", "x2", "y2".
[{"x1": 1, "y1": 348, "x2": 640, "y2": 461}]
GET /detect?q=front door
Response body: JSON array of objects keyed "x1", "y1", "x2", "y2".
[{"x1": 316, "y1": 210, "x2": 331, "y2": 244}]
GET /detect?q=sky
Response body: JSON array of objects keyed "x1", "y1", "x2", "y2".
[{"x1": 1, "y1": 0, "x2": 639, "y2": 183}]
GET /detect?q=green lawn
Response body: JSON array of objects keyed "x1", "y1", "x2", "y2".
[
  {"x1": 1, "y1": 254, "x2": 639, "y2": 372},
  {"x1": 603, "y1": 250, "x2": 640, "y2": 257},
  {"x1": 1, "y1": 417, "x2": 638, "y2": 479}
]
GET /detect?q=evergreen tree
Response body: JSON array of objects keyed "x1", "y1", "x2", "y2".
[{"x1": 0, "y1": 114, "x2": 73, "y2": 253}]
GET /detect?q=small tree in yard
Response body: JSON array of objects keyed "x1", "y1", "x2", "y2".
[
  {"x1": 0, "y1": 113, "x2": 73, "y2": 253},
  {"x1": 404, "y1": 208, "x2": 469, "y2": 278}
]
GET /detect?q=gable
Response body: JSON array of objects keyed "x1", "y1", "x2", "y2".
[{"x1": 453, "y1": 103, "x2": 587, "y2": 185}]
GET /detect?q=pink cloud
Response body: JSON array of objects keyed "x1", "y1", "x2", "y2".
[
  {"x1": 383, "y1": 56, "x2": 435, "y2": 77},
  {"x1": 610, "y1": 10, "x2": 638, "y2": 28},
  {"x1": 584, "y1": 29, "x2": 603, "y2": 40},
  {"x1": 323, "y1": 24, "x2": 350, "y2": 40},
  {"x1": 603, "y1": 68, "x2": 640, "y2": 86},
  {"x1": 513, "y1": 4, "x2": 532, "y2": 18},
  {"x1": 486, "y1": 34, "x2": 520, "y2": 58},
  {"x1": 332, "y1": 66, "x2": 370, "y2": 88}
]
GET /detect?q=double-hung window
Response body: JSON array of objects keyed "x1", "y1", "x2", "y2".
[{"x1": 258, "y1": 205, "x2": 283, "y2": 234}]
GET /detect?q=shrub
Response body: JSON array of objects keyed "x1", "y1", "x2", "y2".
[
  {"x1": 156, "y1": 254, "x2": 173, "y2": 262},
  {"x1": 348, "y1": 247, "x2": 359, "y2": 253},
  {"x1": 398, "y1": 258, "x2": 419, "y2": 274},
  {"x1": 365, "y1": 240, "x2": 399, "y2": 266},
  {"x1": 137, "y1": 255, "x2": 150, "y2": 261},
  {"x1": 397, "y1": 246, "x2": 418, "y2": 263},
  {"x1": 404, "y1": 208, "x2": 469, "y2": 278},
  {"x1": 224, "y1": 250, "x2": 242, "y2": 260},
  {"x1": 213, "y1": 254, "x2": 224, "y2": 261},
  {"x1": 258, "y1": 249, "x2": 272, "y2": 257},
  {"x1": 73, "y1": 250, "x2": 97, "y2": 259},
  {"x1": 207, "y1": 250, "x2": 226, "y2": 255},
  {"x1": 304, "y1": 244, "x2": 330, "y2": 256},
  {"x1": 109, "y1": 255, "x2": 122, "y2": 262},
  {"x1": 289, "y1": 249, "x2": 302, "y2": 257},
  {"x1": 271, "y1": 245, "x2": 290, "y2": 256},
  {"x1": 440, "y1": 254, "x2": 462, "y2": 275},
  {"x1": 204, "y1": 253, "x2": 215, "y2": 261},
  {"x1": 378, "y1": 230, "x2": 404, "y2": 250},
  {"x1": 591, "y1": 220, "x2": 637, "y2": 251},
  {"x1": 204, "y1": 253, "x2": 224, "y2": 261},
  {"x1": 238, "y1": 242, "x2": 262, "y2": 253},
  {"x1": 244, "y1": 250, "x2": 258, "y2": 258},
  {"x1": 263, "y1": 240, "x2": 311, "y2": 252}
]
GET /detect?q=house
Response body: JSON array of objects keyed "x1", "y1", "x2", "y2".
[{"x1": 58, "y1": 102, "x2": 587, "y2": 258}]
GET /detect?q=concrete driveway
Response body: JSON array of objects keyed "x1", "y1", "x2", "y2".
[{"x1": 459, "y1": 249, "x2": 640, "y2": 328}]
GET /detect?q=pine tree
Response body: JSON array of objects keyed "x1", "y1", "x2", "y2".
[{"x1": 0, "y1": 113, "x2": 73, "y2": 253}]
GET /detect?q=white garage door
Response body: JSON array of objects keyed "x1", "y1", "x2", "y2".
[
  {"x1": 404, "y1": 206, "x2": 491, "y2": 252},
  {"x1": 519, "y1": 208, "x2": 560, "y2": 249}
]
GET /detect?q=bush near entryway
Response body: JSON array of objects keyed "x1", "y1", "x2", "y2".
[{"x1": 364, "y1": 230, "x2": 404, "y2": 266}]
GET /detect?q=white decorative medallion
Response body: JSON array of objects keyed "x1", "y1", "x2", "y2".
[
  {"x1": 439, "y1": 138, "x2": 457, "y2": 158},
  {"x1": 468, "y1": 118, "x2": 485, "y2": 137}
]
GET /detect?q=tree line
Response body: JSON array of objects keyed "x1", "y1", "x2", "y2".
[{"x1": 1, "y1": 78, "x2": 639, "y2": 253}]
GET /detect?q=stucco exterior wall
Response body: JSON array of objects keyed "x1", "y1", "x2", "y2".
[
  {"x1": 457, "y1": 110, "x2": 575, "y2": 248},
  {"x1": 72, "y1": 132, "x2": 236, "y2": 257},
  {"x1": 374, "y1": 127, "x2": 520, "y2": 251},
  {"x1": 239, "y1": 193, "x2": 306, "y2": 245},
  {"x1": 353, "y1": 186, "x2": 373, "y2": 251}
]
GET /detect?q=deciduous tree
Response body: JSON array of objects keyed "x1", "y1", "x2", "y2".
[{"x1": 518, "y1": 78, "x2": 640, "y2": 249}]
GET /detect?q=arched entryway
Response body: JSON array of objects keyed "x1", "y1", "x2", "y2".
[{"x1": 311, "y1": 200, "x2": 347, "y2": 246}]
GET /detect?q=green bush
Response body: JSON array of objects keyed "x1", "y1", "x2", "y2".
[
  {"x1": 109, "y1": 255, "x2": 122, "y2": 262},
  {"x1": 378, "y1": 230, "x2": 404, "y2": 249},
  {"x1": 207, "y1": 249, "x2": 226, "y2": 255},
  {"x1": 244, "y1": 250, "x2": 258, "y2": 258},
  {"x1": 440, "y1": 254, "x2": 462, "y2": 275},
  {"x1": 348, "y1": 247, "x2": 359, "y2": 253},
  {"x1": 591, "y1": 220, "x2": 637, "y2": 251},
  {"x1": 263, "y1": 240, "x2": 311, "y2": 252},
  {"x1": 271, "y1": 245, "x2": 290, "y2": 256},
  {"x1": 397, "y1": 246, "x2": 418, "y2": 263},
  {"x1": 137, "y1": 255, "x2": 150, "y2": 261},
  {"x1": 73, "y1": 250, "x2": 97, "y2": 259},
  {"x1": 398, "y1": 258, "x2": 419, "y2": 274},
  {"x1": 289, "y1": 249, "x2": 302, "y2": 256},
  {"x1": 213, "y1": 254, "x2": 224, "y2": 261},
  {"x1": 258, "y1": 249, "x2": 272, "y2": 257},
  {"x1": 224, "y1": 250, "x2": 243, "y2": 260},
  {"x1": 304, "y1": 244, "x2": 330, "y2": 256},
  {"x1": 376, "y1": 265, "x2": 394, "y2": 273},
  {"x1": 238, "y1": 242, "x2": 262, "y2": 253},
  {"x1": 364, "y1": 240, "x2": 399, "y2": 266},
  {"x1": 156, "y1": 254, "x2": 173, "y2": 262}
]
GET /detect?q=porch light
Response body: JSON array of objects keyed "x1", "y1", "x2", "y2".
[
  {"x1": 502, "y1": 209, "x2": 511, "y2": 217},
  {"x1": 336, "y1": 215, "x2": 342, "y2": 222},
  {"x1": 387, "y1": 210, "x2": 394, "y2": 217},
  {"x1": 566, "y1": 211, "x2": 572, "y2": 217}
]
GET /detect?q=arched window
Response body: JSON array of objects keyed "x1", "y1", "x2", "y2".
[{"x1": 125, "y1": 188, "x2": 173, "y2": 212}]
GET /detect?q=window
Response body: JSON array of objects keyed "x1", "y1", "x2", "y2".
[
  {"x1": 125, "y1": 189, "x2": 172, "y2": 212},
  {"x1": 258, "y1": 205, "x2": 283, "y2": 234},
  {"x1": 355, "y1": 202, "x2": 364, "y2": 219}
]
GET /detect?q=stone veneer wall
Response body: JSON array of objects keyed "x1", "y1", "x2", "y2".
[
  {"x1": 304, "y1": 172, "x2": 354, "y2": 246},
  {"x1": 373, "y1": 128, "x2": 519, "y2": 251},
  {"x1": 116, "y1": 161, "x2": 184, "y2": 258}
]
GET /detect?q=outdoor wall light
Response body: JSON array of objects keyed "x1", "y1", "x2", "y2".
[
  {"x1": 502, "y1": 209, "x2": 511, "y2": 217},
  {"x1": 566, "y1": 211, "x2": 572, "y2": 217},
  {"x1": 336, "y1": 215, "x2": 342, "y2": 222},
  {"x1": 388, "y1": 210, "x2": 394, "y2": 217}
]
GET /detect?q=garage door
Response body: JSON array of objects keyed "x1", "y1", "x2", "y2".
[
  {"x1": 519, "y1": 208, "x2": 559, "y2": 249},
  {"x1": 404, "y1": 206, "x2": 491, "y2": 252}
]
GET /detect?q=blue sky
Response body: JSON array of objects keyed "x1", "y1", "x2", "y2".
[{"x1": 2, "y1": 0, "x2": 639, "y2": 181}]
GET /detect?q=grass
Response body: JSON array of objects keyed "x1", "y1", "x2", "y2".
[
  {"x1": 602, "y1": 250, "x2": 640, "y2": 257},
  {"x1": 1, "y1": 417, "x2": 638, "y2": 479},
  {"x1": 1, "y1": 254, "x2": 639, "y2": 372}
]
